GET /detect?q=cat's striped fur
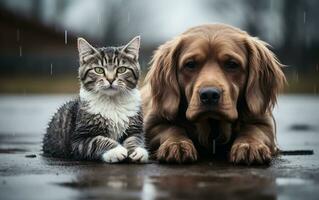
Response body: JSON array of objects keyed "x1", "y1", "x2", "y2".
[{"x1": 43, "y1": 36, "x2": 148, "y2": 163}]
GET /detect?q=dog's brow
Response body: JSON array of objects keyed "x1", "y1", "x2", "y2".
[
  {"x1": 218, "y1": 52, "x2": 246, "y2": 68},
  {"x1": 180, "y1": 52, "x2": 205, "y2": 65}
]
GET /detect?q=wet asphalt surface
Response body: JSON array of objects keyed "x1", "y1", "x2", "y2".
[{"x1": 0, "y1": 95, "x2": 318, "y2": 200}]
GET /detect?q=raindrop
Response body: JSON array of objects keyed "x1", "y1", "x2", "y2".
[
  {"x1": 212, "y1": 139, "x2": 216, "y2": 154},
  {"x1": 17, "y1": 29, "x2": 20, "y2": 42},
  {"x1": 303, "y1": 11, "x2": 306, "y2": 24},
  {"x1": 316, "y1": 64, "x2": 318, "y2": 72},
  {"x1": 50, "y1": 63, "x2": 53, "y2": 75},
  {"x1": 19, "y1": 46, "x2": 22, "y2": 57},
  {"x1": 64, "y1": 30, "x2": 68, "y2": 44},
  {"x1": 97, "y1": 12, "x2": 100, "y2": 25},
  {"x1": 127, "y1": 13, "x2": 130, "y2": 23}
]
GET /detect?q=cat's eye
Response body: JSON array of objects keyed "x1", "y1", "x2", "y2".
[
  {"x1": 117, "y1": 67, "x2": 127, "y2": 73},
  {"x1": 94, "y1": 67, "x2": 104, "y2": 74}
]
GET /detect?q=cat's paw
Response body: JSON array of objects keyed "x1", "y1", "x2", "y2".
[
  {"x1": 101, "y1": 145, "x2": 128, "y2": 163},
  {"x1": 129, "y1": 147, "x2": 149, "y2": 163}
]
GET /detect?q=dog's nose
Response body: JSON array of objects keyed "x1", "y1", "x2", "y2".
[{"x1": 199, "y1": 87, "x2": 221, "y2": 105}]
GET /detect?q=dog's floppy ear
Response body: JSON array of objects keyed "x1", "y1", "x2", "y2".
[
  {"x1": 244, "y1": 36, "x2": 286, "y2": 115},
  {"x1": 146, "y1": 37, "x2": 183, "y2": 120}
]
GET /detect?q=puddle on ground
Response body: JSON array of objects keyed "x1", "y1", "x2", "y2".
[
  {"x1": 0, "y1": 148, "x2": 27, "y2": 153},
  {"x1": 58, "y1": 173, "x2": 276, "y2": 200},
  {"x1": 0, "y1": 174, "x2": 79, "y2": 200},
  {"x1": 56, "y1": 173, "x2": 319, "y2": 200},
  {"x1": 289, "y1": 124, "x2": 316, "y2": 131},
  {"x1": 276, "y1": 177, "x2": 314, "y2": 186}
]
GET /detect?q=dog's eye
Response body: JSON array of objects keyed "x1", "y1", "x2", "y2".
[
  {"x1": 224, "y1": 60, "x2": 239, "y2": 71},
  {"x1": 184, "y1": 60, "x2": 197, "y2": 70}
]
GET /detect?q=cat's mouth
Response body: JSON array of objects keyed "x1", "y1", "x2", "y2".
[
  {"x1": 107, "y1": 86, "x2": 117, "y2": 90},
  {"x1": 99, "y1": 85, "x2": 120, "y2": 95},
  {"x1": 101, "y1": 85, "x2": 118, "y2": 90}
]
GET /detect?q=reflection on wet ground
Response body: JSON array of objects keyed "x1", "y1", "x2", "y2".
[{"x1": 0, "y1": 95, "x2": 319, "y2": 200}]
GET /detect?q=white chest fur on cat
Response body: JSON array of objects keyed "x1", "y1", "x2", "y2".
[{"x1": 80, "y1": 88, "x2": 141, "y2": 140}]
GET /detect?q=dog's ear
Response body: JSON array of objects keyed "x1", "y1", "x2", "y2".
[
  {"x1": 244, "y1": 36, "x2": 286, "y2": 115},
  {"x1": 146, "y1": 37, "x2": 183, "y2": 120}
]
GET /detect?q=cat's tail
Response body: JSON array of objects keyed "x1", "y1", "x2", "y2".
[{"x1": 42, "y1": 100, "x2": 79, "y2": 158}]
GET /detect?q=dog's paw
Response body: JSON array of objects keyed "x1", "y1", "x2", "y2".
[
  {"x1": 157, "y1": 139, "x2": 198, "y2": 163},
  {"x1": 101, "y1": 145, "x2": 128, "y2": 163},
  {"x1": 230, "y1": 141, "x2": 272, "y2": 165},
  {"x1": 129, "y1": 147, "x2": 149, "y2": 163}
]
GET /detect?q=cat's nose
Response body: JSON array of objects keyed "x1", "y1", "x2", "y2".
[{"x1": 107, "y1": 78, "x2": 114, "y2": 84}]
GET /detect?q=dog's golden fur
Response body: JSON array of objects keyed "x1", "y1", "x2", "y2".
[{"x1": 142, "y1": 24, "x2": 286, "y2": 164}]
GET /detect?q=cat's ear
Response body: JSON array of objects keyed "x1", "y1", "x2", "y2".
[
  {"x1": 122, "y1": 36, "x2": 140, "y2": 60},
  {"x1": 77, "y1": 37, "x2": 98, "y2": 55}
]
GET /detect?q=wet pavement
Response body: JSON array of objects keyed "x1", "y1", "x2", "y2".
[{"x1": 0, "y1": 95, "x2": 318, "y2": 200}]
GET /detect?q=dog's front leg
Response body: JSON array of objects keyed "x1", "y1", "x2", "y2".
[
  {"x1": 230, "y1": 114, "x2": 278, "y2": 165},
  {"x1": 147, "y1": 124, "x2": 198, "y2": 163}
]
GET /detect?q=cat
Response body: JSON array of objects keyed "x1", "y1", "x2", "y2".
[{"x1": 42, "y1": 36, "x2": 148, "y2": 163}]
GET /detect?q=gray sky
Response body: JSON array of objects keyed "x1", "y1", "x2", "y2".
[{"x1": 0, "y1": 0, "x2": 284, "y2": 45}]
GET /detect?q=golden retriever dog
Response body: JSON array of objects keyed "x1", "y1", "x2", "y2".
[{"x1": 142, "y1": 24, "x2": 286, "y2": 164}]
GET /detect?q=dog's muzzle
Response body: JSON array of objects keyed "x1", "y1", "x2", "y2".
[{"x1": 199, "y1": 87, "x2": 221, "y2": 105}]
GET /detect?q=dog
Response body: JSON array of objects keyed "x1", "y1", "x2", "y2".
[{"x1": 142, "y1": 24, "x2": 286, "y2": 164}]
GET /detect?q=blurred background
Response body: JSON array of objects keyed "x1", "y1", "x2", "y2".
[{"x1": 0, "y1": 0, "x2": 318, "y2": 94}]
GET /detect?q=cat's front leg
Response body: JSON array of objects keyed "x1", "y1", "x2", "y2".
[
  {"x1": 101, "y1": 144, "x2": 128, "y2": 163},
  {"x1": 123, "y1": 135, "x2": 149, "y2": 163},
  {"x1": 71, "y1": 135, "x2": 128, "y2": 163},
  {"x1": 129, "y1": 146, "x2": 149, "y2": 163},
  {"x1": 123, "y1": 113, "x2": 149, "y2": 163}
]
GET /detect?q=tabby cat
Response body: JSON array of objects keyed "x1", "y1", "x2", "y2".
[{"x1": 43, "y1": 36, "x2": 148, "y2": 163}]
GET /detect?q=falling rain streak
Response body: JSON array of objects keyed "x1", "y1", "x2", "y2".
[
  {"x1": 303, "y1": 12, "x2": 306, "y2": 24},
  {"x1": 65, "y1": 30, "x2": 68, "y2": 44},
  {"x1": 50, "y1": 64, "x2": 53, "y2": 75},
  {"x1": 97, "y1": 12, "x2": 101, "y2": 25},
  {"x1": 212, "y1": 139, "x2": 216, "y2": 154},
  {"x1": 19, "y1": 46, "x2": 22, "y2": 57}
]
